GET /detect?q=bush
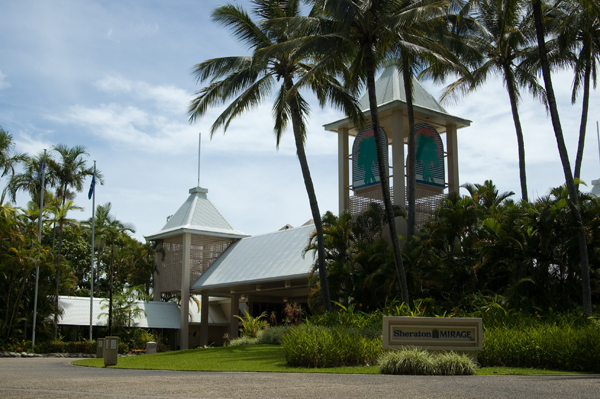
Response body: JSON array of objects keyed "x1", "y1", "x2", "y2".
[
  {"x1": 480, "y1": 322, "x2": 600, "y2": 372},
  {"x1": 236, "y1": 310, "x2": 269, "y2": 338},
  {"x1": 379, "y1": 348, "x2": 477, "y2": 375},
  {"x1": 257, "y1": 326, "x2": 291, "y2": 345},
  {"x1": 229, "y1": 336, "x2": 259, "y2": 347},
  {"x1": 281, "y1": 325, "x2": 382, "y2": 367}
]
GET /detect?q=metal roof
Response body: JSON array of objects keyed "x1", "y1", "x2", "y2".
[
  {"x1": 324, "y1": 66, "x2": 471, "y2": 133},
  {"x1": 57, "y1": 296, "x2": 181, "y2": 329},
  {"x1": 145, "y1": 186, "x2": 248, "y2": 240},
  {"x1": 357, "y1": 66, "x2": 449, "y2": 115},
  {"x1": 191, "y1": 224, "x2": 316, "y2": 291},
  {"x1": 57, "y1": 296, "x2": 229, "y2": 329}
]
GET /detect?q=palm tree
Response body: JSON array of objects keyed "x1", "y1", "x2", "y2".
[
  {"x1": 188, "y1": 0, "x2": 363, "y2": 312},
  {"x1": 531, "y1": 0, "x2": 593, "y2": 316},
  {"x1": 0, "y1": 127, "x2": 27, "y2": 199},
  {"x1": 307, "y1": 0, "x2": 454, "y2": 304},
  {"x1": 47, "y1": 198, "x2": 83, "y2": 338},
  {"x1": 6, "y1": 151, "x2": 56, "y2": 206},
  {"x1": 51, "y1": 144, "x2": 100, "y2": 206},
  {"x1": 442, "y1": 0, "x2": 547, "y2": 203},
  {"x1": 552, "y1": 0, "x2": 600, "y2": 183}
]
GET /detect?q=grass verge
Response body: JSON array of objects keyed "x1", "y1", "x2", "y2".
[{"x1": 72, "y1": 345, "x2": 585, "y2": 375}]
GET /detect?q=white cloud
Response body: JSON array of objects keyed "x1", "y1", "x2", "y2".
[{"x1": 0, "y1": 71, "x2": 10, "y2": 89}]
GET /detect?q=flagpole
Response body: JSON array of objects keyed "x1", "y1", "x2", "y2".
[
  {"x1": 32, "y1": 149, "x2": 47, "y2": 351},
  {"x1": 89, "y1": 161, "x2": 96, "y2": 342},
  {"x1": 198, "y1": 133, "x2": 201, "y2": 187}
]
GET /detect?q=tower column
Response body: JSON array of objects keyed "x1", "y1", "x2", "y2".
[
  {"x1": 338, "y1": 127, "x2": 350, "y2": 215},
  {"x1": 180, "y1": 232, "x2": 191, "y2": 350},
  {"x1": 200, "y1": 291, "x2": 209, "y2": 347},
  {"x1": 447, "y1": 124, "x2": 460, "y2": 194},
  {"x1": 392, "y1": 110, "x2": 407, "y2": 237},
  {"x1": 229, "y1": 293, "x2": 240, "y2": 339}
]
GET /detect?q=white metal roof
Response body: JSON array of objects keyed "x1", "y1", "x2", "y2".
[
  {"x1": 191, "y1": 224, "x2": 315, "y2": 290},
  {"x1": 145, "y1": 186, "x2": 249, "y2": 241},
  {"x1": 357, "y1": 66, "x2": 449, "y2": 115},
  {"x1": 58, "y1": 296, "x2": 181, "y2": 329},
  {"x1": 324, "y1": 66, "x2": 471, "y2": 133},
  {"x1": 57, "y1": 296, "x2": 229, "y2": 329}
]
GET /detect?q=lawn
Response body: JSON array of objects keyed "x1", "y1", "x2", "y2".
[{"x1": 72, "y1": 344, "x2": 582, "y2": 375}]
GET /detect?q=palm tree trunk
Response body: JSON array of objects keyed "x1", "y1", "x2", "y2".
[
  {"x1": 364, "y1": 47, "x2": 410, "y2": 305},
  {"x1": 574, "y1": 53, "x2": 592, "y2": 186},
  {"x1": 403, "y1": 57, "x2": 417, "y2": 237},
  {"x1": 532, "y1": 0, "x2": 592, "y2": 316},
  {"x1": 503, "y1": 64, "x2": 529, "y2": 202},
  {"x1": 285, "y1": 79, "x2": 332, "y2": 313}
]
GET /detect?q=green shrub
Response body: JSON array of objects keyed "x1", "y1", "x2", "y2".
[
  {"x1": 281, "y1": 325, "x2": 382, "y2": 367},
  {"x1": 480, "y1": 322, "x2": 600, "y2": 372},
  {"x1": 229, "y1": 336, "x2": 259, "y2": 347},
  {"x1": 379, "y1": 348, "x2": 476, "y2": 375},
  {"x1": 236, "y1": 310, "x2": 269, "y2": 338},
  {"x1": 257, "y1": 326, "x2": 291, "y2": 345}
]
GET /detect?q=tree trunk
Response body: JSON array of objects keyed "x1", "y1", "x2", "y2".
[
  {"x1": 364, "y1": 47, "x2": 410, "y2": 305},
  {"x1": 574, "y1": 51, "x2": 592, "y2": 186},
  {"x1": 285, "y1": 78, "x2": 332, "y2": 312},
  {"x1": 403, "y1": 57, "x2": 417, "y2": 237},
  {"x1": 503, "y1": 63, "x2": 529, "y2": 202},
  {"x1": 532, "y1": 0, "x2": 592, "y2": 316}
]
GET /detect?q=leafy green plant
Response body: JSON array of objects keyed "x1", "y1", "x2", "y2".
[
  {"x1": 379, "y1": 348, "x2": 477, "y2": 375},
  {"x1": 236, "y1": 310, "x2": 269, "y2": 339},
  {"x1": 257, "y1": 326, "x2": 291, "y2": 345},
  {"x1": 281, "y1": 325, "x2": 382, "y2": 367}
]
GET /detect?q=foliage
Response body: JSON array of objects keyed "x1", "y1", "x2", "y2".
[
  {"x1": 257, "y1": 325, "x2": 291, "y2": 345},
  {"x1": 236, "y1": 310, "x2": 269, "y2": 338},
  {"x1": 379, "y1": 348, "x2": 477, "y2": 375},
  {"x1": 480, "y1": 321, "x2": 600, "y2": 372},
  {"x1": 281, "y1": 324, "x2": 382, "y2": 367}
]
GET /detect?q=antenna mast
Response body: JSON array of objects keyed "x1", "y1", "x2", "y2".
[{"x1": 198, "y1": 132, "x2": 201, "y2": 187}]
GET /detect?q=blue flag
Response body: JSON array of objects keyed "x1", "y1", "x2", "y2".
[
  {"x1": 37, "y1": 153, "x2": 46, "y2": 182},
  {"x1": 88, "y1": 174, "x2": 95, "y2": 200}
]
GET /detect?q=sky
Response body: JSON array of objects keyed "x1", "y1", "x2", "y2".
[{"x1": 1, "y1": 0, "x2": 600, "y2": 241}]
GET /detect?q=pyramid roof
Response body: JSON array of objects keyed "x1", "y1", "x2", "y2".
[
  {"x1": 145, "y1": 186, "x2": 248, "y2": 241},
  {"x1": 324, "y1": 66, "x2": 470, "y2": 134}
]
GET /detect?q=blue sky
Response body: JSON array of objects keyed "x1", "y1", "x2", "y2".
[{"x1": 1, "y1": 0, "x2": 599, "y2": 241}]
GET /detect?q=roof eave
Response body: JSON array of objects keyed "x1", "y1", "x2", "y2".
[{"x1": 145, "y1": 226, "x2": 249, "y2": 241}]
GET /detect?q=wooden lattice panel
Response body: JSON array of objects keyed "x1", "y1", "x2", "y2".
[
  {"x1": 155, "y1": 236, "x2": 183, "y2": 294},
  {"x1": 190, "y1": 235, "x2": 236, "y2": 286}
]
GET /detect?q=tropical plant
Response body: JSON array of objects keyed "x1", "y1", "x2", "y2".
[
  {"x1": 235, "y1": 310, "x2": 269, "y2": 338},
  {"x1": 551, "y1": 0, "x2": 600, "y2": 183},
  {"x1": 442, "y1": 0, "x2": 547, "y2": 203},
  {"x1": 188, "y1": 0, "x2": 363, "y2": 312},
  {"x1": 0, "y1": 127, "x2": 26, "y2": 200},
  {"x1": 531, "y1": 0, "x2": 593, "y2": 316}
]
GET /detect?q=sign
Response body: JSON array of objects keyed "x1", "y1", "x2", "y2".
[
  {"x1": 352, "y1": 125, "x2": 388, "y2": 190},
  {"x1": 414, "y1": 123, "x2": 445, "y2": 188},
  {"x1": 383, "y1": 316, "x2": 483, "y2": 352}
]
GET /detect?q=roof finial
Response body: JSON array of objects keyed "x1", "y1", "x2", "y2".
[{"x1": 198, "y1": 132, "x2": 201, "y2": 187}]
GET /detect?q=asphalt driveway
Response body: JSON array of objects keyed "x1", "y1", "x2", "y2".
[{"x1": 0, "y1": 357, "x2": 598, "y2": 398}]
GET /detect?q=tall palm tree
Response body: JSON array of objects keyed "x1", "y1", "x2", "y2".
[
  {"x1": 188, "y1": 0, "x2": 363, "y2": 312},
  {"x1": 531, "y1": 0, "x2": 593, "y2": 316},
  {"x1": 552, "y1": 0, "x2": 600, "y2": 183},
  {"x1": 6, "y1": 151, "x2": 56, "y2": 206},
  {"x1": 47, "y1": 198, "x2": 83, "y2": 338},
  {"x1": 307, "y1": 0, "x2": 454, "y2": 303},
  {"x1": 0, "y1": 127, "x2": 27, "y2": 199},
  {"x1": 442, "y1": 0, "x2": 547, "y2": 203},
  {"x1": 51, "y1": 144, "x2": 100, "y2": 206}
]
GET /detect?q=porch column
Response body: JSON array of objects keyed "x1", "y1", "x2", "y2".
[
  {"x1": 200, "y1": 291, "x2": 209, "y2": 347},
  {"x1": 447, "y1": 124, "x2": 460, "y2": 194},
  {"x1": 338, "y1": 127, "x2": 350, "y2": 215},
  {"x1": 180, "y1": 232, "x2": 191, "y2": 350},
  {"x1": 229, "y1": 293, "x2": 240, "y2": 339},
  {"x1": 391, "y1": 110, "x2": 407, "y2": 237}
]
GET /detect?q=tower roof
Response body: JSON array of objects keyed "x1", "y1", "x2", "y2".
[
  {"x1": 324, "y1": 66, "x2": 471, "y2": 134},
  {"x1": 357, "y1": 66, "x2": 449, "y2": 115},
  {"x1": 145, "y1": 186, "x2": 248, "y2": 241}
]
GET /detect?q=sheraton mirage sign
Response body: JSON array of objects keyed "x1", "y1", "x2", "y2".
[{"x1": 383, "y1": 316, "x2": 483, "y2": 354}]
